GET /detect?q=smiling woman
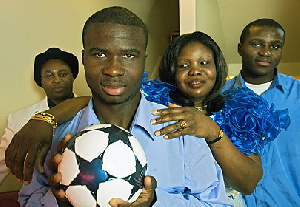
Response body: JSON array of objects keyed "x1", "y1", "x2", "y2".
[
  {"x1": 175, "y1": 41, "x2": 217, "y2": 105},
  {"x1": 142, "y1": 30, "x2": 290, "y2": 206}
]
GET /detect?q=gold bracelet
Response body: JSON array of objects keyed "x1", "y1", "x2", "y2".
[
  {"x1": 206, "y1": 129, "x2": 224, "y2": 145},
  {"x1": 31, "y1": 111, "x2": 57, "y2": 129}
]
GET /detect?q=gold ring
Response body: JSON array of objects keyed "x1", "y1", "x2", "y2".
[{"x1": 180, "y1": 120, "x2": 188, "y2": 129}]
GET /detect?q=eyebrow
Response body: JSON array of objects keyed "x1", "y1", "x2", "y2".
[
  {"x1": 89, "y1": 47, "x2": 141, "y2": 54},
  {"x1": 250, "y1": 38, "x2": 284, "y2": 44},
  {"x1": 89, "y1": 47, "x2": 108, "y2": 53},
  {"x1": 123, "y1": 48, "x2": 141, "y2": 55},
  {"x1": 43, "y1": 69, "x2": 69, "y2": 73}
]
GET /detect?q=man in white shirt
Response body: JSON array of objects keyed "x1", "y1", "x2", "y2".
[{"x1": 0, "y1": 48, "x2": 79, "y2": 185}]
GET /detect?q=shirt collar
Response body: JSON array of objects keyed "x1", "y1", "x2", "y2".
[
  {"x1": 131, "y1": 94, "x2": 162, "y2": 141},
  {"x1": 79, "y1": 94, "x2": 159, "y2": 141},
  {"x1": 47, "y1": 93, "x2": 75, "y2": 108},
  {"x1": 235, "y1": 69, "x2": 285, "y2": 93},
  {"x1": 271, "y1": 69, "x2": 286, "y2": 93},
  {"x1": 77, "y1": 99, "x2": 100, "y2": 132}
]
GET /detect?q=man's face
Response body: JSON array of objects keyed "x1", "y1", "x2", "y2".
[
  {"x1": 238, "y1": 26, "x2": 285, "y2": 83},
  {"x1": 41, "y1": 59, "x2": 74, "y2": 104},
  {"x1": 82, "y1": 23, "x2": 146, "y2": 104}
]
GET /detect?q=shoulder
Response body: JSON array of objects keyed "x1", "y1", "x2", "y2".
[
  {"x1": 222, "y1": 76, "x2": 238, "y2": 92},
  {"x1": 141, "y1": 78, "x2": 175, "y2": 107},
  {"x1": 10, "y1": 98, "x2": 48, "y2": 118},
  {"x1": 8, "y1": 98, "x2": 48, "y2": 131},
  {"x1": 277, "y1": 73, "x2": 300, "y2": 96}
]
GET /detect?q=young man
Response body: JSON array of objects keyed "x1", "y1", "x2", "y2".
[
  {"x1": 10, "y1": 7, "x2": 231, "y2": 206},
  {"x1": 0, "y1": 48, "x2": 78, "y2": 184},
  {"x1": 222, "y1": 18, "x2": 300, "y2": 206}
]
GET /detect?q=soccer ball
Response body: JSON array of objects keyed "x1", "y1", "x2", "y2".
[{"x1": 58, "y1": 124, "x2": 148, "y2": 207}]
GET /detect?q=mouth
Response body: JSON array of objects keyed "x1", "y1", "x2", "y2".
[
  {"x1": 101, "y1": 81, "x2": 126, "y2": 96},
  {"x1": 53, "y1": 87, "x2": 64, "y2": 93},
  {"x1": 256, "y1": 59, "x2": 271, "y2": 66},
  {"x1": 188, "y1": 79, "x2": 205, "y2": 88}
]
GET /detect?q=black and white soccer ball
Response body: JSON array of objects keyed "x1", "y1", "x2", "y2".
[{"x1": 58, "y1": 124, "x2": 148, "y2": 207}]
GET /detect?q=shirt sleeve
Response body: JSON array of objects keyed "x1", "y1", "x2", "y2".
[
  {"x1": 18, "y1": 158, "x2": 58, "y2": 206},
  {"x1": 0, "y1": 115, "x2": 15, "y2": 184},
  {"x1": 154, "y1": 176, "x2": 232, "y2": 207}
]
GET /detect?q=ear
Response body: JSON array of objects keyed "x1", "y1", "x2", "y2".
[
  {"x1": 81, "y1": 50, "x2": 85, "y2": 66},
  {"x1": 237, "y1": 43, "x2": 242, "y2": 56}
]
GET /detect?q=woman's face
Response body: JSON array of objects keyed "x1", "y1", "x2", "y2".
[{"x1": 175, "y1": 41, "x2": 217, "y2": 102}]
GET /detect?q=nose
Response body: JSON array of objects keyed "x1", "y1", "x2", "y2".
[
  {"x1": 188, "y1": 65, "x2": 202, "y2": 76},
  {"x1": 52, "y1": 74, "x2": 62, "y2": 83},
  {"x1": 102, "y1": 57, "x2": 125, "y2": 76},
  {"x1": 259, "y1": 46, "x2": 271, "y2": 57}
]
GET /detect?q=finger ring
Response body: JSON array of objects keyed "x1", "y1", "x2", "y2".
[{"x1": 180, "y1": 120, "x2": 188, "y2": 129}]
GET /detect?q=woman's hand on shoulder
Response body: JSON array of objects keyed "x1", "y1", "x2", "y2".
[{"x1": 150, "y1": 103, "x2": 219, "y2": 139}]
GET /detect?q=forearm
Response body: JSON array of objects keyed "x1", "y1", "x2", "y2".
[
  {"x1": 45, "y1": 96, "x2": 91, "y2": 125},
  {"x1": 208, "y1": 132, "x2": 262, "y2": 194}
]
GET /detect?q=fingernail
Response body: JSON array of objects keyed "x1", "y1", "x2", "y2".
[
  {"x1": 17, "y1": 178, "x2": 21, "y2": 182},
  {"x1": 24, "y1": 181, "x2": 29, "y2": 185},
  {"x1": 164, "y1": 135, "x2": 169, "y2": 139},
  {"x1": 150, "y1": 119, "x2": 156, "y2": 124},
  {"x1": 155, "y1": 131, "x2": 160, "y2": 136},
  {"x1": 151, "y1": 110, "x2": 158, "y2": 115}
]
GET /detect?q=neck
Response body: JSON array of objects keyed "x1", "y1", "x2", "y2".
[
  {"x1": 241, "y1": 68, "x2": 275, "y2": 85},
  {"x1": 48, "y1": 93, "x2": 74, "y2": 108},
  {"x1": 92, "y1": 93, "x2": 141, "y2": 130}
]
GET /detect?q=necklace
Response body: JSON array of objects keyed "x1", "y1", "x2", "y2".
[
  {"x1": 195, "y1": 104, "x2": 207, "y2": 112},
  {"x1": 195, "y1": 106, "x2": 203, "y2": 111}
]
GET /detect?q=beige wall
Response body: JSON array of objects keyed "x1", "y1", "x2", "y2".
[
  {"x1": 0, "y1": 0, "x2": 179, "y2": 191},
  {"x1": 183, "y1": 0, "x2": 300, "y2": 77}
]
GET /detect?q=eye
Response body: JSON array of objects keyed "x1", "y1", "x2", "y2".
[
  {"x1": 200, "y1": 61, "x2": 208, "y2": 65},
  {"x1": 177, "y1": 63, "x2": 189, "y2": 69},
  {"x1": 251, "y1": 42, "x2": 261, "y2": 47},
  {"x1": 95, "y1": 52, "x2": 106, "y2": 58},
  {"x1": 44, "y1": 74, "x2": 53, "y2": 79},
  {"x1": 59, "y1": 72, "x2": 69, "y2": 78},
  {"x1": 123, "y1": 54, "x2": 135, "y2": 59},
  {"x1": 271, "y1": 44, "x2": 281, "y2": 50}
]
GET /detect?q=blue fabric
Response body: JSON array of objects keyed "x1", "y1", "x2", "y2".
[
  {"x1": 222, "y1": 70, "x2": 300, "y2": 207},
  {"x1": 215, "y1": 87, "x2": 290, "y2": 155},
  {"x1": 141, "y1": 75, "x2": 290, "y2": 156},
  {"x1": 18, "y1": 95, "x2": 232, "y2": 206},
  {"x1": 141, "y1": 74, "x2": 176, "y2": 106}
]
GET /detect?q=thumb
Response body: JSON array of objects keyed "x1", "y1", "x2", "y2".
[
  {"x1": 168, "y1": 102, "x2": 181, "y2": 108},
  {"x1": 144, "y1": 175, "x2": 157, "y2": 190}
]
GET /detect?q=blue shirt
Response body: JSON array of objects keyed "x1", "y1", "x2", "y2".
[
  {"x1": 222, "y1": 71, "x2": 300, "y2": 206},
  {"x1": 18, "y1": 94, "x2": 232, "y2": 207}
]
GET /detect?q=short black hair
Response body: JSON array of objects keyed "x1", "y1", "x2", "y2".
[
  {"x1": 82, "y1": 6, "x2": 148, "y2": 49},
  {"x1": 34, "y1": 48, "x2": 79, "y2": 87},
  {"x1": 240, "y1": 18, "x2": 285, "y2": 44},
  {"x1": 159, "y1": 31, "x2": 228, "y2": 113}
]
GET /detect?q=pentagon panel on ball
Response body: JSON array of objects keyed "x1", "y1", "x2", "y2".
[{"x1": 58, "y1": 124, "x2": 148, "y2": 207}]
